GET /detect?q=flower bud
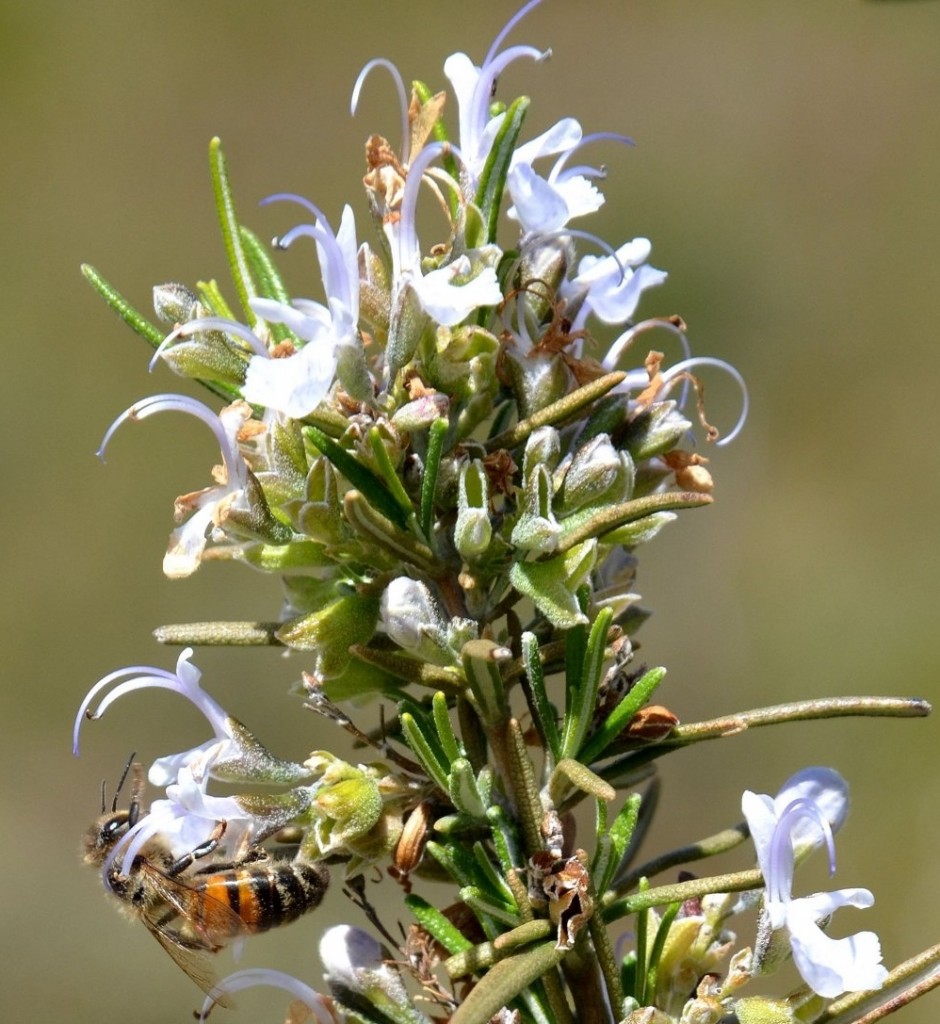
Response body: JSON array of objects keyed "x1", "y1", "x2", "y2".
[
  {"x1": 277, "y1": 588, "x2": 380, "y2": 678},
  {"x1": 511, "y1": 464, "x2": 559, "y2": 554},
  {"x1": 454, "y1": 459, "x2": 492, "y2": 562},
  {"x1": 502, "y1": 348, "x2": 572, "y2": 419},
  {"x1": 522, "y1": 426, "x2": 561, "y2": 479},
  {"x1": 380, "y1": 577, "x2": 454, "y2": 665},
  {"x1": 556, "y1": 434, "x2": 634, "y2": 515},
  {"x1": 616, "y1": 400, "x2": 691, "y2": 461},
  {"x1": 390, "y1": 392, "x2": 450, "y2": 432},
  {"x1": 517, "y1": 237, "x2": 571, "y2": 325},
  {"x1": 293, "y1": 457, "x2": 346, "y2": 545},
  {"x1": 153, "y1": 282, "x2": 199, "y2": 325},
  {"x1": 386, "y1": 280, "x2": 429, "y2": 380}
]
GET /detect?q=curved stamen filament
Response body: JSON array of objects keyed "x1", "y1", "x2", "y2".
[
  {"x1": 351, "y1": 57, "x2": 410, "y2": 164},
  {"x1": 658, "y1": 356, "x2": 749, "y2": 446},
  {"x1": 149, "y1": 316, "x2": 268, "y2": 371},
  {"x1": 484, "y1": 0, "x2": 546, "y2": 67}
]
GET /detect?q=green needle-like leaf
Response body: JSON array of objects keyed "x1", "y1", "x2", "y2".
[
  {"x1": 400, "y1": 708, "x2": 451, "y2": 793},
  {"x1": 557, "y1": 492, "x2": 713, "y2": 553},
  {"x1": 520, "y1": 632, "x2": 562, "y2": 763},
  {"x1": 432, "y1": 690, "x2": 462, "y2": 762},
  {"x1": 474, "y1": 96, "x2": 529, "y2": 244},
  {"x1": 304, "y1": 425, "x2": 409, "y2": 529},
  {"x1": 368, "y1": 426, "x2": 415, "y2": 518},
  {"x1": 600, "y1": 792, "x2": 641, "y2": 894},
  {"x1": 420, "y1": 417, "x2": 448, "y2": 538},
  {"x1": 81, "y1": 264, "x2": 164, "y2": 348},
  {"x1": 405, "y1": 894, "x2": 473, "y2": 954},
  {"x1": 449, "y1": 941, "x2": 566, "y2": 1024},
  {"x1": 486, "y1": 372, "x2": 627, "y2": 452},
  {"x1": 578, "y1": 666, "x2": 667, "y2": 765},
  {"x1": 562, "y1": 606, "x2": 613, "y2": 760},
  {"x1": 208, "y1": 136, "x2": 258, "y2": 325}
]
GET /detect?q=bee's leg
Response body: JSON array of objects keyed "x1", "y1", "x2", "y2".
[
  {"x1": 165, "y1": 820, "x2": 228, "y2": 877},
  {"x1": 189, "y1": 846, "x2": 268, "y2": 876}
]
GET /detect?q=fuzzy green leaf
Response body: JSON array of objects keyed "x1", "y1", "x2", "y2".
[
  {"x1": 558, "y1": 493, "x2": 713, "y2": 553},
  {"x1": 578, "y1": 666, "x2": 667, "y2": 764},
  {"x1": 508, "y1": 541, "x2": 597, "y2": 629},
  {"x1": 208, "y1": 137, "x2": 258, "y2": 325},
  {"x1": 486, "y1": 372, "x2": 628, "y2": 453},
  {"x1": 475, "y1": 96, "x2": 529, "y2": 244},
  {"x1": 405, "y1": 894, "x2": 473, "y2": 954},
  {"x1": 400, "y1": 708, "x2": 451, "y2": 793},
  {"x1": 562, "y1": 606, "x2": 613, "y2": 759},
  {"x1": 520, "y1": 632, "x2": 562, "y2": 763},
  {"x1": 449, "y1": 941, "x2": 566, "y2": 1024}
]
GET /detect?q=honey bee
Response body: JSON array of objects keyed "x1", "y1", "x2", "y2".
[{"x1": 83, "y1": 759, "x2": 329, "y2": 1000}]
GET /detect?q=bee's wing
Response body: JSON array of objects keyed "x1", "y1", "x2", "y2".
[
  {"x1": 136, "y1": 862, "x2": 249, "y2": 1005},
  {"x1": 140, "y1": 861, "x2": 249, "y2": 945},
  {"x1": 144, "y1": 922, "x2": 234, "y2": 1008}
]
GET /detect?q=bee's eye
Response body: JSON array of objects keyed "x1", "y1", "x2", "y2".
[{"x1": 102, "y1": 815, "x2": 127, "y2": 841}]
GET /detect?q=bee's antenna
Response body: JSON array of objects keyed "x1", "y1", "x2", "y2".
[
  {"x1": 99, "y1": 778, "x2": 107, "y2": 815},
  {"x1": 112, "y1": 751, "x2": 137, "y2": 813}
]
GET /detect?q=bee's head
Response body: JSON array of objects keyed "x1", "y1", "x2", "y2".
[
  {"x1": 83, "y1": 809, "x2": 133, "y2": 865},
  {"x1": 83, "y1": 754, "x2": 142, "y2": 866}
]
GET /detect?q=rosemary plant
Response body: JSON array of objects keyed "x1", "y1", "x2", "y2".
[{"x1": 73, "y1": 3, "x2": 936, "y2": 1023}]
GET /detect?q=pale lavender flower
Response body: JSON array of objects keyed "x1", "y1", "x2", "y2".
[
  {"x1": 506, "y1": 128, "x2": 632, "y2": 235},
  {"x1": 75, "y1": 648, "x2": 312, "y2": 790},
  {"x1": 388, "y1": 142, "x2": 503, "y2": 326},
  {"x1": 73, "y1": 648, "x2": 240, "y2": 785},
  {"x1": 559, "y1": 237, "x2": 668, "y2": 331},
  {"x1": 98, "y1": 394, "x2": 253, "y2": 577},
  {"x1": 196, "y1": 969, "x2": 337, "y2": 1024},
  {"x1": 321, "y1": 926, "x2": 429, "y2": 1024},
  {"x1": 742, "y1": 767, "x2": 889, "y2": 998},
  {"x1": 108, "y1": 755, "x2": 255, "y2": 876},
  {"x1": 443, "y1": 0, "x2": 549, "y2": 187},
  {"x1": 243, "y1": 202, "x2": 360, "y2": 417}
]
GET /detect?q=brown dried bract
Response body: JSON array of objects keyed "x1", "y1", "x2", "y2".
[
  {"x1": 529, "y1": 850, "x2": 594, "y2": 949},
  {"x1": 390, "y1": 801, "x2": 433, "y2": 891},
  {"x1": 364, "y1": 134, "x2": 406, "y2": 224},
  {"x1": 408, "y1": 89, "x2": 447, "y2": 159},
  {"x1": 661, "y1": 450, "x2": 714, "y2": 494},
  {"x1": 481, "y1": 448, "x2": 518, "y2": 498},
  {"x1": 625, "y1": 704, "x2": 679, "y2": 742}
]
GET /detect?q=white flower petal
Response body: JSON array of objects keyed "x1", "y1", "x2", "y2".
[
  {"x1": 511, "y1": 117, "x2": 583, "y2": 166},
  {"x1": 741, "y1": 790, "x2": 779, "y2": 881},
  {"x1": 786, "y1": 894, "x2": 888, "y2": 997},
  {"x1": 507, "y1": 164, "x2": 570, "y2": 234},
  {"x1": 251, "y1": 297, "x2": 331, "y2": 340},
  {"x1": 242, "y1": 342, "x2": 337, "y2": 418},
  {"x1": 774, "y1": 767, "x2": 850, "y2": 848},
  {"x1": 411, "y1": 261, "x2": 502, "y2": 326},
  {"x1": 553, "y1": 174, "x2": 604, "y2": 221}
]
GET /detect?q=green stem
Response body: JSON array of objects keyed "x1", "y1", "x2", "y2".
[
  {"x1": 600, "y1": 696, "x2": 931, "y2": 785},
  {"x1": 602, "y1": 868, "x2": 763, "y2": 923},
  {"x1": 485, "y1": 372, "x2": 627, "y2": 452},
  {"x1": 615, "y1": 824, "x2": 749, "y2": 890}
]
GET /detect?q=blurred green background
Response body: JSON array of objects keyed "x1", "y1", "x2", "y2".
[{"x1": 2, "y1": 1, "x2": 938, "y2": 1021}]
